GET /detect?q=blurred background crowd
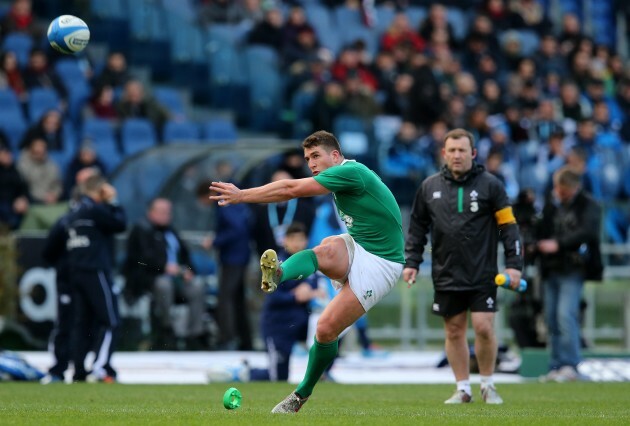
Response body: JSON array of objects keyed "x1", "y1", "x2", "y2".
[{"x1": 0, "y1": 0, "x2": 629, "y2": 352}]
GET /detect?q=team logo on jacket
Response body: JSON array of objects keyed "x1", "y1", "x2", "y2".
[
  {"x1": 470, "y1": 190, "x2": 479, "y2": 212},
  {"x1": 433, "y1": 191, "x2": 441, "y2": 199}
]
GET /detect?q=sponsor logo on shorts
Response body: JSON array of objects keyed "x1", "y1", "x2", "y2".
[
  {"x1": 432, "y1": 303, "x2": 440, "y2": 312},
  {"x1": 486, "y1": 297, "x2": 494, "y2": 309},
  {"x1": 363, "y1": 290, "x2": 373, "y2": 300}
]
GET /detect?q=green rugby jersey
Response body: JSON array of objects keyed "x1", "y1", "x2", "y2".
[{"x1": 313, "y1": 160, "x2": 405, "y2": 264}]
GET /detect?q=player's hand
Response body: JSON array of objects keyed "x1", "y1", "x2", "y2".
[
  {"x1": 100, "y1": 183, "x2": 117, "y2": 203},
  {"x1": 165, "y1": 263, "x2": 180, "y2": 276},
  {"x1": 402, "y1": 267, "x2": 417, "y2": 288},
  {"x1": 293, "y1": 283, "x2": 315, "y2": 303},
  {"x1": 504, "y1": 268, "x2": 522, "y2": 290},
  {"x1": 209, "y1": 181, "x2": 242, "y2": 206}
]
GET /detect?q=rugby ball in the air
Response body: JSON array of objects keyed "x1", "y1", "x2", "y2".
[{"x1": 47, "y1": 15, "x2": 90, "y2": 54}]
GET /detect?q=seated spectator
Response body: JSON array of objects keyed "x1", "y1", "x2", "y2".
[
  {"x1": 16, "y1": 137, "x2": 62, "y2": 205},
  {"x1": 558, "y1": 13, "x2": 584, "y2": 56},
  {"x1": 419, "y1": 3, "x2": 456, "y2": 50},
  {"x1": 343, "y1": 71, "x2": 381, "y2": 119},
  {"x1": 0, "y1": 136, "x2": 29, "y2": 230},
  {"x1": 331, "y1": 46, "x2": 378, "y2": 91},
  {"x1": 94, "y1": 52, "x2": 129, "y2": 89},
  {"x1": 0, "y1": 51, "x2": 27, "y2": 101},
  {"x1": 23, "y1": 48, "x2": 68, "y2": 101},
  {"x1": 509, "y1": 0, "x2": 551, "y2": 35},
  {"x1": 370, "y1": 50, "x2": 398, "y2": 95},
  {"x1": 122, "y1": 198, "x2": 207, "y2": 350},
  {"x1": 246, "y1": 7, "x2": 284, "y2": 51},
  {"x1": 534, "y1": 34, "x2": 568, "y2": 79},
  {"x1": 537, "y1": 130, "x2": 567, "y2": 176},
  {"x1": 382, "y1": 72, "x2": 413, "y2": 117},
  {"x1": 481, "y1": 0, "x2": 526, "y2": 32},
  {"x1": 530, "y1": 98, "x2": 562, "y2": 143},
  {"x1": 381, "y1": 12, "x2": 425, "y2": 53},
  {"x1": 199, "y1": 0, "x2": 248, "y2": 24},
  {"x1": 384, "y1": 121, "x2": 427, "y2": 207},
  {"x1": 481, "y1": 79, "x2": 506, "y2": 116},
  {"x1": 310, "y1": 81, "x2": 346, "y2": 132},
  {"x1": 20, "y1": 109, "x2": 65, "y2": 151},
  {"x1": 85, "y1": 85, "x2": 118, "y2": 120},
  {"x1": 283, "y1": 27, "x2": 320, "y2": 69},
  {"x1": 116, "y1": 79, "x2": 169, "y2": 131},
  {"x1": 63, "y1": 139, "x2": 107, "y2": 199},
  {"x1": 0, "y1": 0, "x2": 41, "y2": 38},
  {"x1": 283, "y1": 5, "x2": 315, "y2": 51},
  {"x1": 554, "y1": 80, "x2": 588, "y2": 125}
]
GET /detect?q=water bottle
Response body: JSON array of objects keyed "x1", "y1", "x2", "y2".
[{"x1": 495, "y1": 274, "x2": 527, "y2": 292}]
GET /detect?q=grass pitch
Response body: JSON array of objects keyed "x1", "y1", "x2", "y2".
[{"x1": 1, "y1": 382, "x2": 628, "y2": 425}]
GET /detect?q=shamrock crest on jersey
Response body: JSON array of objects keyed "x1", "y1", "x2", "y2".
[{"x1": 339, "y1": 211, "x2": 354, "y2": 228}]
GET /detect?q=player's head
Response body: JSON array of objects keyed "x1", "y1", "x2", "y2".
[
  {"x1": 147, "y1": 197, "x2": 172, "y2": 226},
  {"x1": 553, "y1": 166, "x2": 582, "y2": 203},
  {"x1": 79, "y1": 174, "x2": 107, "y2": 201},
  {"x1": 442, "y1": 128, "x2": 477, "y2": 178},
  {"x1": 283, "y1": 222, "x2": 308, "y2": 254},
  {"x1": 302, "y1": 131, "x2": 343, "y2": 176}
]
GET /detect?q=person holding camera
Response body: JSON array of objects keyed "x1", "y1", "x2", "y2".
[{"x1": 536, "y1": 166, "x2": 602, "y2": 382}]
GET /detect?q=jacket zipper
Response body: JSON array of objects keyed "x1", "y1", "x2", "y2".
[{"x1": 457, "y1": 187, "x2": 463, "y2": 213}]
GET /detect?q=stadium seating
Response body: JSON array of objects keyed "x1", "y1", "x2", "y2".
[
  {"x1": 244, "y1": 46, "x2": 282, "y2": 132},
  {"x1": 163, "y1": 121, "x2": 200, "y2": 144},
  {"x1": 93, "y1": 137, "x2": 123, "y2": 173},
  {"x1": 120, "y1": 118, "x2": 157, "y2": 155},
  {"x1": 202, "y1": 118, "x2": 238, "y2": 143},
  {"x1": 27, "y1": 88, "x2": 61, "y2": 123},
  {"x1": 0, "y1": 89, "x2": 22, "y2": 117},
  {"x1": 0, "y1": 109, "x2": 27, "y2": 152},
  {"x1": 1, "y1": 33, "x2": 33, "y2": 68},
  {"x1": 153, "y1": 87, "x2": 186, "y2": 117}
]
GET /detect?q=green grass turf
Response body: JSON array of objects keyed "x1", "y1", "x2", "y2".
[{"x1": 1, "y1": 382, "x2": 629, "y2": 425}]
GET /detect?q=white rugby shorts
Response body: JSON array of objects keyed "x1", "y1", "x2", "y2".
[{"x1": 333, "y1": 234, "x2": 403, "y2": 311}]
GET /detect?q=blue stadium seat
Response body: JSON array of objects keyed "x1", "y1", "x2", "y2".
[
  {"x1": 93, "y1": 137, "x2": 123, "y2": 173},
  {"x1": 90, "y1": 0, "x2": 126, "y2": 18},
  {"x1": 163, "y1": 121, "x2": 200, "y2": 144},
  {"x1": 0, "y1": 110, "x2": 27, "y2": 151},
  {"x1": 291, "y1": 90, "x2": 316, "y2": 139},
  {"x1": 54, "y1": 58, "x2": 87, "y2": 88},
  {"x1": 244, "y1": 46, "x2": 282, "y2": 131},
  {"x1": 405, "y1": 6, "x2": 427, "y2": 30},
  {"x1": 153, "y1": 87, "x2": 186, "y2": 117},
  {"x1": 304, "y1": 3, "x2": 341, "y2": 56},
  {"x1": 1, "y1": 33, "x2": 33, "y2": 68},
  {"x1": 127, "y1": 0, "x2": 167, "y2": 41},
  {"x1": 162, "y1": 0, "x2": 196, "y2": 22},
  {"x1": 0, "y1": 89, "x2": 22, "y2": 116},
  {"x1": 202, "y1": 118, "x2": 238, "y2": 143},
  {"x1": 28, "y1": 88, "x2": 61, "y2": 123},
  {"x1": 375, "y1": 5, "x2": 397, "y2": 34},
  {"x1": 167, "y1": 14, "x2": 206, "y2": 62},
  {"x1": 446, "y1": 8, "x2": 468, "y2": 41},
  {"x1": 120, "y1": 119, "x2": 157, "y2": 155},
  {"x1": 82, "y1": 118, "x2": 117, "y2": 142},
  {"x1": 333, "y1": 115, "x2": 370, "y2": 157}
]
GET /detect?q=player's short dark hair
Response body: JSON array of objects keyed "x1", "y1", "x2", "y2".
[
  {"x1": 302, "y1": 130, "x2": 342, "y2": 154},
  {"x1": 286, "y1": 222, "x2": 307, "y2": 237},
  {"x1": 443, "y1": 128, "x2": 475, "y2": 151},
  {"x1": 554, "y1": 166, "x2": 582, "y2": 188}
]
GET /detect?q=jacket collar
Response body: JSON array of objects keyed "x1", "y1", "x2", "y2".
[{"x1": 440, "y1": 163, "x2": 485, "y2": 183}]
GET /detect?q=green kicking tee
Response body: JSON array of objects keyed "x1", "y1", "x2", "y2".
[{"x1": 313, "y1": 160, "x2": 405, "y2": 264}]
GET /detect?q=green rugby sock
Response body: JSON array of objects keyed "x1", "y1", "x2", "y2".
[
  {"x1": 295, "y1": 338, "x2": 338, "y2": 398},
  {"x1": 279, "y1": 249, "x2": 318, "y2": 282}
]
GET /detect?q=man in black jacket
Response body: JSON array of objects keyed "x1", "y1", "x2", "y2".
[
  {"x1": 123, "y1": 198, "x2": 206, "y2": 350},
  {"x1": 66, "y1": 174, "x2": 126, "y2": 382},
  {"x1": 403, "y1": 128, "x2": 523, "y2": 405},
  {"x1": 537, "y1": 166, "x2": 602, "y2": 382}
]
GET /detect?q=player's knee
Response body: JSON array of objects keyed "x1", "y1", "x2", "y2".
[
  {"x1": 474, "y1": 324, "x2": 494, "y2": 340},
  {"x1": 445, "y1": 327, "x2": 466, "y2": 341},
  {"x1": 313, "y1": 242, "x2": 336, "y2": 265},
  {"x1": 315, "y1": 317, "x2": 338, "y2": 343}
]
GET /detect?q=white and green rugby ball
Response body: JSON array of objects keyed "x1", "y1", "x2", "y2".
[{"x1": 47, "y1": 15, "x2": 90, "y2": 54}]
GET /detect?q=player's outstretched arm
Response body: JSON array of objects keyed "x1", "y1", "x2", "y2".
[{"x1": 209, "y1": 178, "x2": 329, "y2": 206}]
